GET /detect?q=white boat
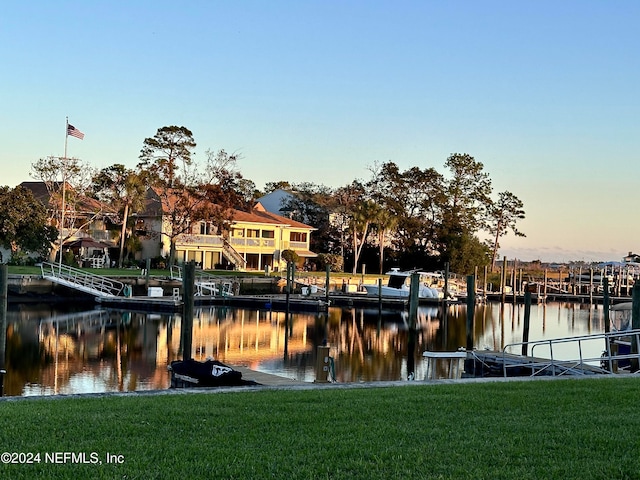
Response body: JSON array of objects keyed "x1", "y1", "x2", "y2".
[{"x1": 361, "y1": 269, "x2": 445, "y2": 299}]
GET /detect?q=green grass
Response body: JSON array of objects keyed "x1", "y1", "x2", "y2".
[{"x1": 1, "y1": 377, "x2": 640, "y2": 479}]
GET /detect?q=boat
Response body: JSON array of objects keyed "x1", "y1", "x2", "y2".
[{"x1": 361, "y1": 268, "x2": 452, "y2": 299}]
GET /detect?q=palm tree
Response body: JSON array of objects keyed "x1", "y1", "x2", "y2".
[
  {"x1": 349, "y1": 200, "x2": 378, "y2": 274},
  {"x1": 372, "y1": 207, "x2": 397, "y2": 274}
]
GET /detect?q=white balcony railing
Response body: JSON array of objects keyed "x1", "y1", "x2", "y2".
[{"x1": 175, "y1": 234, "x2": 224, "y2": 247}]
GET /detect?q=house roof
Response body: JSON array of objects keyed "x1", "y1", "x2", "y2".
[
  {"x1": 231, "y1": 208, "x2": 314, "y2": 230},
  {"x1": 143, "y1": 187, "x2": 314, "y2": 230},
  {"x1": 254, "y1": 189, "x2": 295, "y2": 216},
  {"x1": 20, "y1": 181, "x2": 117, "y2": 216}
]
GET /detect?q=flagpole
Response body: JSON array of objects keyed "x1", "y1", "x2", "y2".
[{"x1": 58, "y1": 118, "x2": 69, "y2": 271}]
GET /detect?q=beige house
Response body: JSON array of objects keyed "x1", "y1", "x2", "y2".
[{"x1": 136, "y1": 188, "x2": 316, "y2": 271}]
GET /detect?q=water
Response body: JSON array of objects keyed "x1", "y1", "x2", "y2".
[{"x1": 1, "y1": 301, "x2": 609, "y2": 397}]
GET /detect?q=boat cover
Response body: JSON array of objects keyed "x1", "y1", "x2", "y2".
[{"x1": 169, "y1": 359, "x2": 258, "y2": 387}]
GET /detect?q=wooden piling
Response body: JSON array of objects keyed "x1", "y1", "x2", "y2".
[
  {"x1": 466, "y1": 275, "x2": 475, "y2": 351},
  {"x1": 145, "y1": 257, "x2": 151, "y2": 291},
  {"x1": 603, "y1": 277, "x2": 610, "y2": 334},
  {"x1": 522, "y1": 291, "x2": 532, "y2": 356},
  {"x1": 407, "y1": 273, "x2": 420, "y2": 379},
  {"x1": 444, "y1": 262, "x2": 450, "y2": 300},
  {"x1": 180, "y1": 261, "x2": 195, "y2": 360},
  {"x1": 0, "y1": 265, "x2": 7, "y2": 396},
  {"x1": 483, "y1": 265, "x2": 488, "y2": 298},
  {"x1": 325, "y1": 265, "x2": 330, "y2": 305},
  {"x1": 501, "y1": 257, "x2": 507, "y2": 303}
]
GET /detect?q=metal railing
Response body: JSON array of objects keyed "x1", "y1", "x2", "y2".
[
  {"x1": 502, "y1": 329, "x2": 640, "y2": 377},
  {"x1": 40, "y1": 262, "x2": 125, "y2": 298},
  {"x1": 170, "y1": 265, "x2": 235, "y2": 296}
]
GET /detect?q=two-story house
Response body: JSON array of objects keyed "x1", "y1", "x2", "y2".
[{"x1": 136, "y1": 188, "x2": 316, "y2": 271}]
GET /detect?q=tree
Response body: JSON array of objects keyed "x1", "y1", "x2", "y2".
[
  {"x1": 280, "y1": 182, "x2": 336, "y2": 254},
  {"x1": 367, "y1": 161, "x2": 445, "y2": 269},
  {"x1": 349, "y1": 199, "x2": 379, "y2": 274},
  {"x1": 487, "y1": 191, "x2": 526, "y2": 270},
  {"x1": 137, "y1": 126, "x2": 199, "y2": 268},
  {"x1": 263, "y1": 181, "x2": 292, "y2": 194},
  {"x1": 437, "y1": 154, "x2": 493, "y2": 272},
  {"x1": 0, "y1": 186, "x2": 58, "y2": 261},
  {"x1": 91, "y1": 165, "x2": 146, "y2": 268},
  {"x1": 30, "y1": 155, "x2": 98, "y2": 260},
  {"x1": 372, "y1": 207, "x2": 397, "y2": 274},
  {"x1": 137, "y1": 126, "x2": 197, "y2": 188}
]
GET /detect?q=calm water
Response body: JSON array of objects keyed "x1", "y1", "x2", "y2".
[{"x1": 1, "y1": 301, "x2": 608, "y2": 396}]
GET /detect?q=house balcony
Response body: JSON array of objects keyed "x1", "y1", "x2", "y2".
[
  {"x1": 175, "y1": 234, "x2": 224, "y2": 247},
  {"x1": 229, "y1": 238, "x2": 276, "y2": 251}
]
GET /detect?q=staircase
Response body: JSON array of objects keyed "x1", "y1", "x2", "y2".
[{"x1": 222, "y1": 239, "x2": 246, "y2": 270}]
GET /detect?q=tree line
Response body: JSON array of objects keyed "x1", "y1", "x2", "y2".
[{"x1": 0, "y1": 125, "x2": 525, "y2": 273}]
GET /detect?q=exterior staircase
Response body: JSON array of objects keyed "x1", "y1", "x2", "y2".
[{"x1": 222, "y1": 238, "x2": 246, "y2": 270}]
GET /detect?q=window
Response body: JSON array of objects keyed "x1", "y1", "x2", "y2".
[
  {"x1": 261, "y1": 230, "x2": 275, "y2": 239},
  {"x1": 200, "y1": 222, "x2": 214, "y2": 235},
  {"x1": 290, "y1": 232, "x2": 307, "y2": 242},
  {"x1": 246, "y1": 229, "x2": 260, "y2": 238}
]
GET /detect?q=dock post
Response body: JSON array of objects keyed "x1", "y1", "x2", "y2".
[
  {"x1": 325, "y1": 265, "x2": 330, "y2": 305},
  {"x1": 145, "y1": 257, "x2": 151, "y2": 292},
  {"x1": 0, "y1": 265, "x2": 7, "y2": 396},
  {"x1": 466, "y1": 275, "x2": 475, "y2": 351},
  {"x1": 444, "y1": 262, "x2": 450, "y2": 300},
  {"x1": 407, "y1": 273, "x2": 420, "y2": 379},
  {"x1": 522, "y1": 291, "x2": 532, "y2": 356},
  {"x1": 501, "y1": 257, "x2": 507, "y2": 303},
  {"x1": 180, "y1": 261, "x2": 195, "y2": 360},
  {"x1": 603, "y1": 277, "x2": 610, "y2": 334},
  {"x1": 377, "y1": 278, "x2": 382, "y2": 316},
  {"x1": 483, "y1": 265, "x2": 488, "y2": 298},
  {"x1": 631, "y1": 281, "x2": 640, "y2": 372}
]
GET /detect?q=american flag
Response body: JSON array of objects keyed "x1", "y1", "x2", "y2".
[{"x1": 67, "y1": 124, "x2": 85, "y2": 140}]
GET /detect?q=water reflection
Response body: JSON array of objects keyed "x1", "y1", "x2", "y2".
[{"x1": 2, "y1": 301, "x2": 608, "y2": 396}]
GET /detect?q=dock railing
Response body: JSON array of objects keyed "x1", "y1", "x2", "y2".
[
  {"x1": 502, "y1": 329, "x2": 640, "y2": 377},
  {"x1": 170, "y1": 265, "x2": 235, "y2": 296},
  {"x1": 40, "y1": 262, "x2": 125, "y2": 298}
]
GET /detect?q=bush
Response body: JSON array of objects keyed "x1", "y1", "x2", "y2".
[
  {"x1": 281, "y1": 249, "x2": 300, "y2": 264},
  {"x1": 315, "y1": 253, "x2": 343, "y2": 272}
]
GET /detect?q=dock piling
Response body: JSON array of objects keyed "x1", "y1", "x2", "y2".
[
  {"x1": 0, "y1": 265, "x2": 7, "y2": 396},
  {"x1": 180, "y1": 261, "x2": 195, "y2": 360}
]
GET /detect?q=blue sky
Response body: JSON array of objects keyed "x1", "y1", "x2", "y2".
[{"x1": 1, "y1": 1, "x2": 638, "y2": 263}]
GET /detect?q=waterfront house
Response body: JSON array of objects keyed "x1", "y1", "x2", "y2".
[
  {"x1": 136, "y1": 187, "x2": 316, "y2": 271},
  {"x1": 20, "y1": 181, "x2": 119, "y2": 264}
]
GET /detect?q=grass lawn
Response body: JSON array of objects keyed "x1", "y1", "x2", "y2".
[{"x1": 1, "y1": 377, "x2": 639, "y2": 479}]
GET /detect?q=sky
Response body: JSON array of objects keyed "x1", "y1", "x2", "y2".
[{"x1": 1, "y1": 1, "x2": 638, "y2": 264}]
